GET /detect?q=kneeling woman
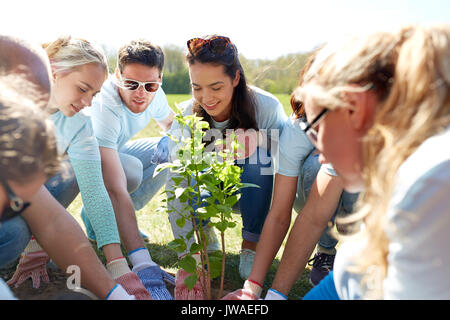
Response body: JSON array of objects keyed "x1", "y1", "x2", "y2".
[{"x1": 167, "y1": 35, "x2": 287, "y2": 298}]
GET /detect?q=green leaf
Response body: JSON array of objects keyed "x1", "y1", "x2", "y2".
[
  {"x1": 171, "y1": 176, "x2": 185, "y2": 186},
  {"x1": 189, "y1": 243, "x2": 203, "y2": 254},
  {"x1": 176, "y1": 216, "x2": 186, "y2": 228},
  {"x1": 168, "y1": 238, "x2": 187, "y2": 254},
  {"x1": 184, "y1": 274, "x2": 198, "y2": 291},
  {"x1": 179, "y1": 255, "x2": 197, "y2": 274}
]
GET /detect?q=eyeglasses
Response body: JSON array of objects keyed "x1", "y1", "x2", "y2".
[
  {"x1": 187, "y1": 36, "x2": 233, "y2": 56},
  {"x1": 116, "y1": 76, "x2": 162, "y2": 93},
  {"x1": 0, "y1": 178, "x2": 31, "y2": 224},
  {"x1": 298, "y1": 108, "x2": 329, "y2": 145}
]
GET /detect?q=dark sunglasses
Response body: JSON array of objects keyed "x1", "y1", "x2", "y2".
[
  {"x1": 298, "y1": 108, "x2": 329, "y2": 145},
  {"x1": 0, "y1": 178, "x2": 31, "y2": 224},
  {"x1": 187, "y1": 36, "x2": 233, "y2": 56}
]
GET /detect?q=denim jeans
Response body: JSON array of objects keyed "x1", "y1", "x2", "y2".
[
  {"x1": 52, "y1": 137, "x2": 169, "y2": 215},
  {"x1": 0, "y1": 137, "x2": 169, "y2": 268},
  {"x1": 191, "y1": 147, "x2": 274, "y2": 243},
  {"x1": 80, "y1": 137, "x2": 169, "y2": 231},
  {"x1": 119, "y1": 137, "x2": 169, "y2": 211},
  {"x1": 0, "y1": 215, "x2": 31, "y2": 268},
  {"x1": 0, "y1": 162, "x2": 77, "y2": 269},
  {"x1": 293, "y1": 152, "x2": 359, "y2": 250}
]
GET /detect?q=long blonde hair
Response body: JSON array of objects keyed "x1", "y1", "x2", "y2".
[
  {"x1": 295, "y1": 24, "x2": 450, "y2": 298},
  {"x1": 42, "y1": 36, "x2": 108, "y2": 76}
]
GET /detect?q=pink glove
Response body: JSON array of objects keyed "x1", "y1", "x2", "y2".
[
  {"x1": 175, "y1": 269, "x2": 207, "y2": 300},
  {"x1": 217, "y1": 129, "x2": 261, "y2": 160},
  {"x1": 106, "y1": 257, "x2": 152, "y2": 300},
  {"x1": 221, "y1": 280, "x2": 262, "y2": 300},
  {"x1": 175, "y1": 253, "x2": 208, "y2": 300},
  {"x1": 7, "y1": 238, "x2": 50, "y2": 289}
]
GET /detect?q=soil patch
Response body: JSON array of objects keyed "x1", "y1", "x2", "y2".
[{"x1": 1, "y1": 264, "x2": 232, "y2": 300}]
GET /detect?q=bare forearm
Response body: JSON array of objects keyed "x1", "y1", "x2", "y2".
[
  {"x1": 249, "y1": 209, "x2": 291, "y2": 285},
  {"x1": 271, "y1": 212, "x2": 325, "y2": 295},
  {"x1": 23, "y1": 186, "x2": 116, "y2": 299},
  {"x1": 107, "y1": 188, "x2": 145, "y2": 252}
]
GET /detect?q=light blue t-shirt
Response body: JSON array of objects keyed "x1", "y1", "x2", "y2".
[
  {"x1": 90, "y1": 76, "x2": 172, "y2": 150},
  {"x1": 49, "y1": 109, "x2": 121, "y2": 249},
  {"x1": 277, "y1": 116, "x2": 315, "y2": 177},
  {"x1": 276, "y1": 115, "x2": 339, "y2": 177},
  {"x1": 49, "y1": 110, "x2": 100, "y2": 161}
]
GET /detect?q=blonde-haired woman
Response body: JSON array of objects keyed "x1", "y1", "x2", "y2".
[
  {"x1": 6, "y1": 36, "x2": 161, "y2": 299},
  {"x1": 294, "y1": 24, "x2": 450, "y2": 299}
]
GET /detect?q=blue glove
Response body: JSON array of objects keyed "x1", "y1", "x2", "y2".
[
  {"x1": 136, "y1": 265, "x2": 173, "y2": 300},
  {"x1": 151, "y1": 136, "x2": 169, "y2": 164}
]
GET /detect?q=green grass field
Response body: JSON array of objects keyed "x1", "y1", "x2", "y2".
[{"x1": 67, "y1": 93, "x2": 313, "y2": 299}]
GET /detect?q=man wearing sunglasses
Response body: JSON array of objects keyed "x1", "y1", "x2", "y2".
[{"x1": 84, "y1": 39, "x2": 175, "y2": 296}]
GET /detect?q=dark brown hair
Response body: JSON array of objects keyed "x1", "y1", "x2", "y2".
[
  {"x1": 117, "y1": 39, "x2": 164, "y2": 73},
  {"x1": 187, "y1": 35, "x2": 258, "y2": 132}
]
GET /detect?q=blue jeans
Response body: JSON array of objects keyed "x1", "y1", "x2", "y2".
[
  {"x1": 192, "y1": 147, "x2": 274, "y2": 242},
  {"x1": 293, "y1": 152, "x2": 359, "y2": 251},
  {"x1": 54, "y1": 137, "x2": 169, "y2": 215},
  {"x1": 119, "y1": 137, "x2": 169, "y2": 211},
  {"x1": 80, "y1": 137, "x2": 169, "y2": 231},
  {"x1": 0, "y1": 216, "x2": 31, "y2": 269},
  {"x1": 0, "y1": 163, "x2": 77, "y2": 269}
]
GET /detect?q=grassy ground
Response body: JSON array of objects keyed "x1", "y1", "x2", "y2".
[{"x1": 67, "y1": 93, "x2": 313, "y2": 299}]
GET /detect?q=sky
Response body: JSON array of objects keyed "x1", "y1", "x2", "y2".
[{"x1": 2, "y1": 0, "x2": 449, "y2": 60}]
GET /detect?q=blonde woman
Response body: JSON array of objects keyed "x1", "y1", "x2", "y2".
[
  {"x1": 294, "y1": 24, "x2": 450, "y2": 299},
  {"x1": 6, "y1": 37, "x2": 156, "y2": 299}
]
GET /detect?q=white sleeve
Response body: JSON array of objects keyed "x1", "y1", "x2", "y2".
[{"x1": 383, "y1": 159, "x2": 450, "y2": 299}]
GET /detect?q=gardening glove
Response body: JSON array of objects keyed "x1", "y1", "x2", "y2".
[
  {"x1": 135, "y1": 264, "x2": 173, "y2": 300},
  {"x1": 264, "y1": 288, "x2": 288, "y2": 300},
  {"x1": 7, "y1": 237, "x2": 50, "y2": 289},
  {"x1": 151, "y1": 135, "x2": 169, "y2": 164},
  {"x1": 221, "y1": 279, "x2": 262, "y2": 300},
  {"x1": 175, "y1": 253, "x2": 208, "y2": 300},
  {"x1": 217, "y1": 129, "x2": 261, "y2": 160},
  {"x1": 106, "y1": 257, "x2": 152, "y2": 300},
  {"x1": 105, "y1": 284, "x2": 136, "y2": 300}
]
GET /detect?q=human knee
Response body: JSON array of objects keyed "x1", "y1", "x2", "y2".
[
  {"x1": 120, "y1": 154, "x2": 143, "y2": 193},
  {"x1": 0, "y1": 216, "x2": 31, "y2": 268}
]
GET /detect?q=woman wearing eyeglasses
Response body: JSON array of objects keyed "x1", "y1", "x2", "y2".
[
  {"x1": 222, "y1": 50, "x2": 359, "y2": 300},
  {"x1": 166, "y1": 35, "x2": 288, "y2": 299},
  {"x1": 295, "y1": 24, "x2": 450, "y2": 299},
  {"x1": 5, "y1": 36, "x2": 152, "y2": 299}
]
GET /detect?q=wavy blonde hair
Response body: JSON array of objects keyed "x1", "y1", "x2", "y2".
[
  {"x1": 294, "y1": 24, "x2": 450, "y2": 298},
  {"x1": 42, "y1": 36, "x2": 108, "y2": 76}
]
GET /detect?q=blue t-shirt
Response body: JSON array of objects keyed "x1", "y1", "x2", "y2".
[
  {"x1": 49, "y1": 110, "x2": 100, "y2": 160},
  {"x1": 90, "y1": 76, "x2": 172, "y2": 151}
]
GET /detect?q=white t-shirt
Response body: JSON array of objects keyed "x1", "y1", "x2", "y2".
[
  {"x1": 334, "y1": 126, "x2": 450, "y2": 299},
  {"x1": 90, "y1": 76, "x2": 172, "y2": 150}
]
